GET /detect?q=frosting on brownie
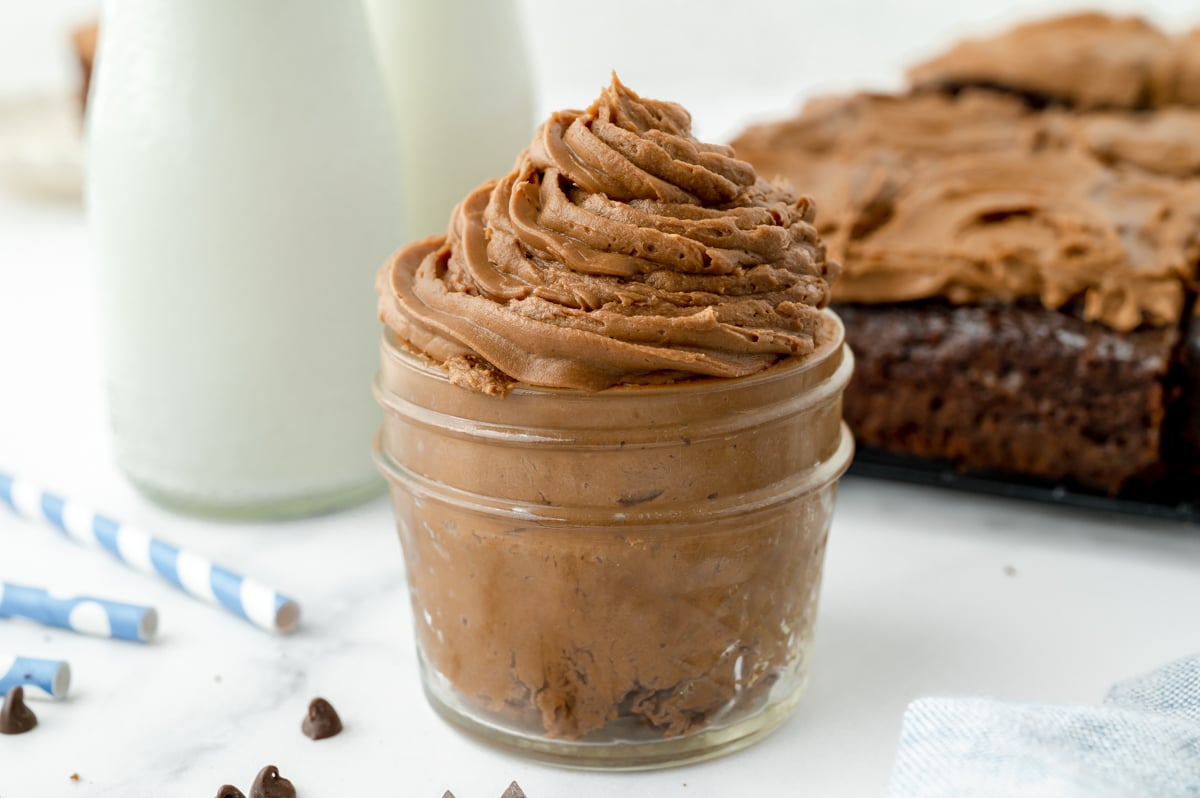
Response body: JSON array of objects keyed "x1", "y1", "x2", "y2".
[
  {"x1": 907, "y1": 12, "x2": 1175, "y2": 109},
  {"x1": 829, "y1": 148, "x2": 1199, "y2": 331},
  {"x1": 1077, "y1": 110, "x2": 1200, "y2": 177},
  {"x1": 378, "y1": 76, "x2": 837, "y2": 393},
  {"x1": 733, "y1": 14, "x2": 1200, "y2": 332},
  {"x1": 1169, "y1": 27, "x2": 1200, "y2": 107}
]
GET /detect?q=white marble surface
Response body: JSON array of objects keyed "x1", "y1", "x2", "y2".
[{"x1": 3, "y1": 184, "x2": 1200, "y2": 798}]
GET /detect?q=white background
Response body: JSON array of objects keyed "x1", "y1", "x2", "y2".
[
  {"x1": 4, "y1": 0, "x2": 1200, "y2": 139},
  {"x1": 2, "y1": 2, "x2": 1199, "y2": 797}
]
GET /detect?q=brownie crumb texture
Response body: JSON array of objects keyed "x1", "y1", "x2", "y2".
[{"x1": 836, "y1": 301, "x2": 1173, "y2": 493}]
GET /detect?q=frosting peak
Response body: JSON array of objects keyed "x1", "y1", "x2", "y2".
[
  {"x1": 379, "y1": 76, "x2": 837, "y2": 393},
  {"x1": 530, "y1": 78, "x2": 754, "y2": 208}
]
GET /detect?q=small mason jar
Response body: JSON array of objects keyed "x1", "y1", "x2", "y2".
[{"x1": 374, "y1": 313, "x2": 854, "y2": 769}]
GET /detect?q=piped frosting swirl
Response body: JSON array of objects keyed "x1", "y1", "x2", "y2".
[{"x1": 379, "y1": 76, "x2": 837, "y2": 393}]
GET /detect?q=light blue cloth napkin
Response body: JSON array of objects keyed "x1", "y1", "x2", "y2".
[{"x1": 887, "y1": 653, "x2": 1200, "y2": 797}]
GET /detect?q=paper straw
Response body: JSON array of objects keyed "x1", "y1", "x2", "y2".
[
  {"x1": 0, "y1": 472, "x2": 299, "y2": 634},
  {"x1": 0, "y1": 581, "x2": 157, "y2": 643},
  {"x1": 0, "y1": 655, "x2": 70, "y2": 699}
]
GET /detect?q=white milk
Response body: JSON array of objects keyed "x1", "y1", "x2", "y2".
[
  {"x1": 86, "y1": 0, "x2": 405, "y2": 517},
  {"x1": 364, "y1": 0, "x2": 536, "y2": 239}
]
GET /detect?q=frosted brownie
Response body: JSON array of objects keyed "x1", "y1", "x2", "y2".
[{"x1": 732, "y1": 13, "x2": 1200, "y2": 493}]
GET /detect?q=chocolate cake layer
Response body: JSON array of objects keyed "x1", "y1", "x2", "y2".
[
  {"x1": 1179, "y1": 309, "x2": 1200, "y2": 467},
  {"x1": 836, "y1": 301, "x2": 1177, "y2": 493}
]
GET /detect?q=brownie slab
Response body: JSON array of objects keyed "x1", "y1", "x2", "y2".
[
  {"x1": 727, "y1": 13, "x2": 1200, "y2": 503},
  {"x1": 836, "y1": 301, "x2": 1177, "y2": 493}
]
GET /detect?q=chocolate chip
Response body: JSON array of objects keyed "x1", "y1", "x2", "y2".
[
  {"x1": 249, "y1": 765, "x2": 295, "y2": 798},
  {"x1": 301, "y1": 697, "x2": 342, "y2": 740},
  {"x1": 501, "y1": 782, "x2": 527, "y2": 798},
  {"x1": 442, "y1": 793, "x2": 456, "y2": 798},
  {"x1": 0, "y1": 686, "x2": 37, "y2": 734},
  {"x1": 216, "y1": 787, "x2": 246, "y2": 798}
]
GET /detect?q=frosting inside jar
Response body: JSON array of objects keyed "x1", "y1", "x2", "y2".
[{"x1": 378, "y1": 76, "x2": 837, "y2": 393}]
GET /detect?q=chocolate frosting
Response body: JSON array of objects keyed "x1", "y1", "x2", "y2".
[
  {"x1": 834, "y1": 149, "x2": 1199, "y2": 330},
  {"x1": 1077, "y1": 110, "x2": 1200, "y2": 178},
  {"x1": 908, "y1": 13, "x2": 1175, "y2": 109},
  {"x1": 378, "y1": 76, "x2": 837, "y2": 393},
  {"x1": 733, "y1": 88, "x2": 1200, "y2": 331},
  {"x1": 1172, "y1": 28, "x2": 1200, "y2": 106},
  {"x1": 753, "y1": 90, "x2": 1041, "y2": 160}
]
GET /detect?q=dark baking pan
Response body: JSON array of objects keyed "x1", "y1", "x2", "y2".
[{"x1": 848, "y1": 446, "x2": 1200, "y2": 524}]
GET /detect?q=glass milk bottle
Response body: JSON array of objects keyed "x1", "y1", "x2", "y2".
[
  {"x1": 364, "y1": 0, "x2": 535, "y2": 238},
  {"x1": 86, "y1": 0, "x2": 405, "y2": 518}
]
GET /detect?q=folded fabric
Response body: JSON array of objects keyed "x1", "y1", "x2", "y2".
[{"x1": 887, "y1": 653, "x2": 1200, "y2": 797}]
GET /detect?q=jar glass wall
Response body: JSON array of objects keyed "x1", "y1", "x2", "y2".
[{"x1": 374, "y1": 313, "x2": 854, "y2": 769}]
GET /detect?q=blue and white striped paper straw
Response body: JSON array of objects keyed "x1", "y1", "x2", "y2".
[
  {"x1": 0, "y1": 582, "x2": 157, "y2": 643},
  {"x1": 0, "y1": 472, "x2": 299, "y2": 634},
  {"x1": 0, "y1": 655, "x2": 70, "y2": 699}
]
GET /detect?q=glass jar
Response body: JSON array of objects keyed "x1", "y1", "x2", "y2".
[{"x1": 373, "y1": 313, "x2": 854, "y2": 769}]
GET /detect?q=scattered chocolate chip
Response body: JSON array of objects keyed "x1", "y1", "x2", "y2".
[
  {"x1": 0, "y1": 686, "x2": 37, "y2": 734},
  {"x1": 216, "y1": 786, "x2": 246, "y2": 798},
  {"x1": 442, "y1": 792, "x2": 456, "y2": 798},
  {"x1": 301, "y1": 697, "x2": 342, "y2": 740},
  {"x1": 249, "y1": 765, "x2": 295, "y2": 798}
]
